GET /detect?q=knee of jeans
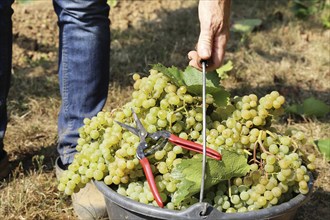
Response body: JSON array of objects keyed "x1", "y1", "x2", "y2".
[{"x1": 54, "y1": 0, "x2": 110, "y2": 20}]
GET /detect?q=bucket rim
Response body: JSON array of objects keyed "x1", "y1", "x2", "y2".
[{"x1": 94, "y1": 172, "x2": 314, "y2": 220}]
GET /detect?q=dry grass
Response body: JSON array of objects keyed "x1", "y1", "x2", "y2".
[
  {"x1": 1, "y1": 0, "x2": 329, "y2": 219},
  {"x1": 0, "y1": 157, "x2": 74, "y2": 219}
]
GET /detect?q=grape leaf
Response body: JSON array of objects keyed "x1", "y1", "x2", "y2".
[
  {"x1": 302, "y1": 97, "x2": 330, "y2": 117},
  {"x1": 315, "y1": 139, "x2": 330, "y2": 161},
  {"x1": 182, "y1": 66, "x2": 220, "y2": 92},
  {"x1": 286, "y1": 103, "x2": 304, "y2": 115},
  {"x1": 286, "y1": 97, "x2": 330, "y2": 117},
  {"x1": 216, "y1": 60, "x2": 233, "y2": 79},
  {"x1": 182, "y1": 66, "x2": 230, "y2": 107},
  {"x1": 212, "y1": 91, "x2": 232, "y2": 110},
  {"x1": 231, "y1": 19, "x2": 262, "y2": 33},
  {"x1": 152, "y1": 63, "x2": 185, "y2": 87},
  {"x1": 151, "y1": 64, "x2": 230, "y2": 107},
  {"x1": 171, "y1": 149, "x2": 250, "y2": 206}
]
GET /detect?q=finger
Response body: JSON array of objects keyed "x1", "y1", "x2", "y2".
[
  {"x1": 188, "y1": 50, "x2": 203, "y2": 69},
  {"x1": 188, "y1": 50, "x2": 198, "y2": 61},
  {"x1": 207, "y1": 34, "x2": 228, "y2": 71},
  {"x1": 189, "y1": 58, "x2": 201, "y2": 71},
  {"x1": 197, "y1": 26, "x2": 214, "y2": 60}
]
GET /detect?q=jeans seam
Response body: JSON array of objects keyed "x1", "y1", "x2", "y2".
[{"x1": 61, "y1": 26, "x2": 74, "y2": 151}]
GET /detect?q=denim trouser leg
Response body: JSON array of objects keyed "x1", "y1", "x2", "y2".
[
  {"x1": 53, "y1": 0, "x2": 110, "y2": 165},
  {"x1": 0, "y1": 0, "x2": 14, "y2": 157}
]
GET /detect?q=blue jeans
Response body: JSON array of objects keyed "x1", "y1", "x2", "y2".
[{"x1": 0, "y1": 0, "x2": 110, "y2": 165}]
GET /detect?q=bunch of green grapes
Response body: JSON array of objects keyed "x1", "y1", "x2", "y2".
[
  {"x1": 58, "y1": 69, "x2": 204, "y2": 196},
  {"x1": 200, "y1": 132, "x2": 314, "y2": 213},
  {"x1": 57, "y1": 68, "x2": 315, "y2": 212}
]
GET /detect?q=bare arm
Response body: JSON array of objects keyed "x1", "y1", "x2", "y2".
[{"x1": 188, "y1": 0, "x2": 231, "y2": 71}]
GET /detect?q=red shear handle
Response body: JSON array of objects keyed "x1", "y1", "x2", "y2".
[
  {"x1": 139, "y1": 157, "x2": 164, "y2": 208},
  {"x1": 169, "y1": 134, "x2": 222, "y2": 160}
]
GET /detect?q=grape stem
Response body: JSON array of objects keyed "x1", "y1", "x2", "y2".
[
  {"x1": 177, "y1": 103, "x2": 189, "y2": 116},
  {"x1": 243, "y1": 149, "x2": 252, "y2": 156},
  {"x1": 257, "y1": 131, "x2": 271, "y2": 155},
  {"x1": 291, "y1": 140, "x2": 299, "y2": 152},
  {"x1": 250, "y1": 131, "x2": 275, "y2": 164},
  {"x1": 173, "y1": 105, "x2": 186, "y2": 113},
  {"x1": 228, "y1": 179, "x2": 232, "y2": 198},
  {"x1": 250, "y1": 141, "x2": 260, "y2": 164}
]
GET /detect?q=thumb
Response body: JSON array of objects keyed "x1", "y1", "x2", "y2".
[{"x1": 197, "y1": 28, "x2": 214, "y2": 60}]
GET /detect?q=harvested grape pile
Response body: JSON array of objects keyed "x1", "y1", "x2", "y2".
[{"x1": 58, "y1": 65, "x2": 315, "y2": 213}]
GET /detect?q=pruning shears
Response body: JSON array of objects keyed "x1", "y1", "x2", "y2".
[{"x1": 115, "y1": 109, "x2": 222, "y2": 208}]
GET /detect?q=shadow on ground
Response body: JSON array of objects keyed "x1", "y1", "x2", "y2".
[{"x1": 6, "y1": 1, "x2": 330, "y2": 219}]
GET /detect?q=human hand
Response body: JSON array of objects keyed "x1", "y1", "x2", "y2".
[{"x1": 188, "y1": 0, "x2": 231, "y2": 71}]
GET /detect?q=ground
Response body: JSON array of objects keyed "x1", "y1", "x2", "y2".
[{"x1": 0, "y1": 0, "x2": 329, "y2": 219}]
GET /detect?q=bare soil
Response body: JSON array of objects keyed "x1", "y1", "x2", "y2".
[{"x1": 0, "y1": 0, "x2": 329, "y2": 219}]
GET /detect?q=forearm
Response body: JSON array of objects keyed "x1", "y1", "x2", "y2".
[
  {"x1": 198, "y1": 0, "x2": 231, "y2": 31},
  {"x1": 189, "y1": 0, "x2": 231, "y2": 71}
]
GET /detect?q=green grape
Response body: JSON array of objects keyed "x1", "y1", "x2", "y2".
[
  {"x1": 281, "y1": 168, "x2": 292, "y2": 177},
  {"x1": 230, "y1": 185, "x2": 239, "y2": 194},
  {"x1": 172, "y1": 122, "x2": 183, "y2": 133},
  {"x1": 259, "y1": 176, "x2": 269, "y2": 185},
  {"x1": 183, "y1": 94, "x2": 193, "y2": 103},
  {"x1": 299, "y1": 188, "x2": 309, "y2": 194},
  {"x1": 247, "y1": 204, "x2": 257, "y2": 211},
  {"x1": 64, "y1": 187, "x2": 74, "y2": 196},
  {"x1": 190, "y1": 130, "x2": 200, "y2": 140},
  {"x1": 225, "y1": 138, "x2": 234, "y2": 147},
  {"x1": 250, "y1": 163, "x2": 259, "y2": 171},
  {"x1": 230, "y1": 195, "x2": 241, "y2": 205},
  {"x1": 195, "y1": 113, "x2": 203, "y2": 122},
  {"x1": 233, "y1": 177, "x2": 243, "y2": 186},
  {"x1": 257, "y1": 196, "x2": 267, "y2": 207},
  {"x1": 279, "y1": 136, "x2": 291, "y2": 146},
  {"x1": 252, "y1": 116, "x2": 263, "y2": 126},
  {"x1": 265, "y1": 164, "x2": 275, "y2": 173},
  {"x1": 249, "y1": 191, "x2": 259, "y2": 201},
  {"x1": 240, "y1": 135, "x2": 250, "y2": 145},
  {"x1": 112, "y1": 176, "x2": 121, "y2": 185},
  {"x1": 57, "y1": 72, "x2": 312, "y2": 211},
  {"x1": 226, "y1": 118, "x2": 236, "y2": 129},
  {"x1": 269, "y1": 144, "x2": 279, "y2": 154},
  {"x1": 255, "y1": 184, "x2": 266, "y2": 194},
  {"x1": 272, "y1": 100, "x2": 281, "y2": 109},
  {"x1": 242, "y1": 177, "x2": 252, "y2": 188},
  {"x1": 222, "y1": 128, "x2": 233, "y2": 138},
  {"x1": 278, "y1": 158, "x2": 290, "y2": 169},
  {"x1": 307, "y1": 163, "x2": 315, "y2": 170},
  {"x1": 222, "y1": 201, "x2": 231, "y2": 210},
  {"x1": 241, "y1": 110, "x2": 252, "y2": 120},
  {"x1": 307, "y1": 154, "x2": 316, "y2": 162},
  {"x1": 179, "y1": 132, "x2": 188, "y2": 140},
  {"x1": 276, "y1": 96, "x2": 285, "y2": 105},
  {"x1": 166, "y1": 182, "x2": 177, "y2": 193},
  {"x1": 240, "y1": 191, "x2": 250, "y2": 201},
  {"x1": 194, "y1": 123, "x2": 203, "y2": 132},
  {"x1": 271, "y1": 187, "x2": 282, "y2": 198},
  {"x1": 104, "y1": 175, "x2": 112, "y2": 185},
  {"x1": 249, "y1": 100, "x2": 257, "y2": 108},
  {"x1": 160, "y1": 99, "x2": 169, "y2": 109},
  {"x1": 237, "y1": 207, "x2": 248, "y2": 213},
  {"x1": 263, "y1": 99, "x2": 273, "y2": 110},
  {"x1": 173, "y1": 146, "x2": 183, "y2": 154},
  {"x1": 58, "y1": 182, "x2": 66, "y2": 191}
]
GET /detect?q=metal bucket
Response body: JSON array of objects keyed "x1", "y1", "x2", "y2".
[{"x1": 94, "y1": 174, "x2": 313, "y2": 220}]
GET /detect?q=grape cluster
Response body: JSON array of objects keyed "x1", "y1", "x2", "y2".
[{"x1": 57, "y1": 68, "x2": 315, "y2": 213}]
